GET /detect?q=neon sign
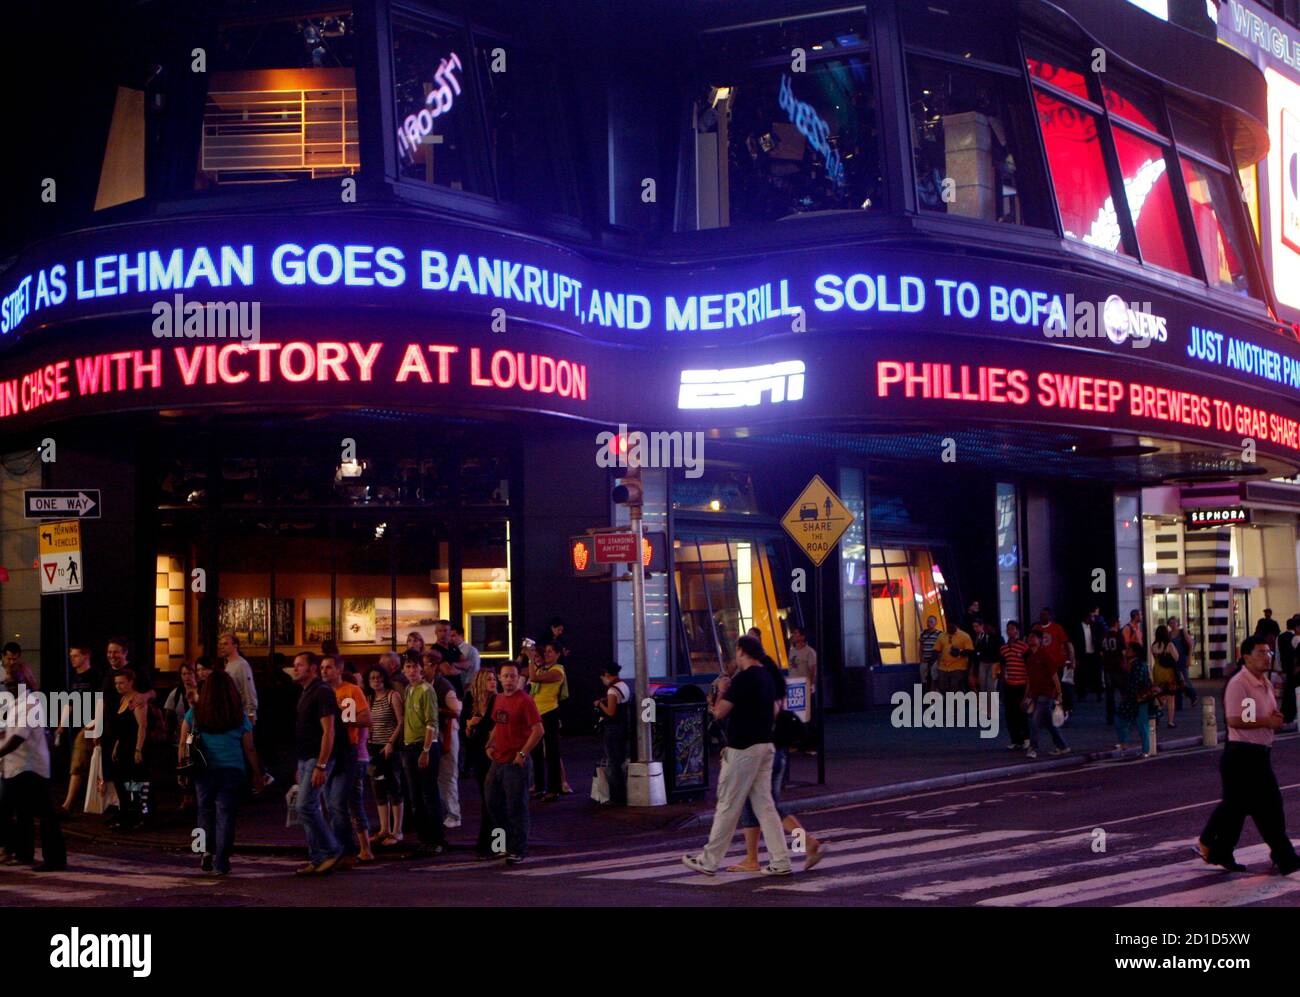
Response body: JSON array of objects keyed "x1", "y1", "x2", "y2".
[
  {"x1": 397, "y1": 52, "x2": 463, "y2": 161},
  {"x1": 677, "y1": 360, "x2": 805, "y2": 409},
  {"x1": 778, "y1": 74, "x2": 844, "y2": 188}
]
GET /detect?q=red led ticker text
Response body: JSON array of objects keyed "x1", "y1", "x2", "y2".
[
  {"x1": 876, "y1": 360, "x2": 1300, "y2": 451},
  {"x1": 0, "y1": 343, "x2": 587, "y2": 420}
]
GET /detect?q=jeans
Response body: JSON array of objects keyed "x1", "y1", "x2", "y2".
[
  {"x1": 3, "y1": 772, "x2": 66, "y2": 867},
  {"x1": 486, "y1": 758, "x2": 531, "y2": 857},
  {"x1": 1201, "y1": 742, "x2": 1299, "y2": 867},
  {"x1": 1003, "y1": 684, "x2": 1029, "y2": 746},
  {"x1": 532, "y1": 710, "x2": 562, "y2": 794},
  {"x1": 400, "y1": 743, "x2": 447, "y2": 847},
  {"x1": 1175, "y1": 663, "x2": 1198, "y2": 708},
  {"x1": 1029, "y1": 696, "x2": 1067, "y2": 752},
  {"x1": 473, "y1": 762, "x2": 495, "y2": 855},
  {"x1": 977, "y1": 662, "x2": 997, "y2": 694},
  {"x1": 1115, "y1": 704, "x2": 1151, "y2": 753},
  {"x1": 739, "y1": 745, "x2": 787, "y2": 828},
  {"x1": 295, "y1": 757, "x2": 340, "y2": 865},
  {"x1": 697, "y1": 743, "x2": 790, "y2": 873},
  {"x1": 438, "y1": 728, "x2": 461, "y2": 823},
  {"x1": 325, "y1": 744, "x2": 360, "y2": 857},
  {"x1": 351, "y1": 753, "x2": 370, "y2": 838},
  {"x1": 195, "y1": 766, "x2": 243, "y2": 873},
  {"x1": 602, "y1": 721, "x2": 628, "y2": 807}
]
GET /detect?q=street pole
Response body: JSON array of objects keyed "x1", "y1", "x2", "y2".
[
  {"x1": 630, "y1": 502, "x2": 651, "y2": 764},
  {"x1": 816, "y1": 561, "x2": 825, "y2": 785}
]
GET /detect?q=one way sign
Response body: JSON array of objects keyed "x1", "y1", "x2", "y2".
[{"x1": 24, "y1": 489, "x2": 101, "y2": 520}]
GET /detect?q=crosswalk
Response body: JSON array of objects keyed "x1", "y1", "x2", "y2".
[
  {"x1": 0, "y1": 852, "x2": 306, "y2": 904},
  {"x1": 514, "y1": 824, "x2": 1300, "y2": 906}
]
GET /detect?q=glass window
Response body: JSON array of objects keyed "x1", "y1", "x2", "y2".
[
  {"x1": 870, "y1": 545, "x2": 948, "y2": 664},
  {"x1": 693, "y1": 13, "x2": 883, "y2": 227},
  {"x1": 1112, "y1": 126, "x2": 1194, "y2": 275},
  {"x1": 475, "y1": 43, "x2": 579, "y2": 217},
  {"x1": 199, "y1": 11, "x2": 360, "y2": 189},
  {"x1": 995, "y1": 483, "x2": 1020, "y2": 638},
  {"x1": 1102, "y1": 79, "x2": 1165, "y2": 135},
  {"x1": 1170, "y1": 106, "x2": 1224, "y2": 162},
  {"x1": 1034, "y1": 91, "x2": 1129, "y2": 252},
  {"x1": 840, "y1": 468, "x2": 868, "y2": 670},
  {"x1": 1024, "y1": 45, "x2": 1091, "y2": 102},
  {"x1": 674, "y1": 537, "x2": 796, "y2": 674},
  {"x1": 1180, "y1": 156, "x2": 1257, "y2": 296},
  {"x1": 393, "y1": 18, "x2": 485, "y2": 193},
  {"x1": 907, "y1": 57, "x2": 1050, "y2": 226},
  {"x1": 671, "y1": 468, "x2": 759, "y2": 514}
]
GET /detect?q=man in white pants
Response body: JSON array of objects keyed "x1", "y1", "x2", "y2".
[{"x1": 682, "y1": 637, "x2": 791, "y2": 876}]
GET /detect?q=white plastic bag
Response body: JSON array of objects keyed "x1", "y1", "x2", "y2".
[
  {"x1": 285, "y1": 784, "x2": 301, "y2": 828},
  {"x1": 83, "y1": 744, "x2": 120, "y2": 814},
  {"x1": 590, "y1": 766, "x2": 610, "y2": 804},
  {"x1": 1051, "y1": 703, "x2": 1066, "y2": 728}
]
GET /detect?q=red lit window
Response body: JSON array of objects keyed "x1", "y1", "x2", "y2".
[
  {"x1": 1034, "y1": 91, "x2": 1129, "y2": 252},
  {"x1": 1112, "y1": 127, "x2": 1193, "y2": 275}
]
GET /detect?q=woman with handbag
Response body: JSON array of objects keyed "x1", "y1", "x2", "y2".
[
  {"x1": 101, "y1": 669, "x2": 152, "y2": 831},
  {"x1": 1115, "y1": 640, "x2": 1154, "y2": 756},
  {"x1": 177, "y1": 669, "x2": 265, "y2": 875},
  {"x1": 1150, "y1": 625, "x2": 1181, "y2": 729}
]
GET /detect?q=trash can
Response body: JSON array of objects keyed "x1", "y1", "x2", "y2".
[{"x1": 651, "y1": 684, "x2": 709, "y2": 802}]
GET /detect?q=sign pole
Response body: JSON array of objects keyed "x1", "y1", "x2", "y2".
[
  {"x1": 63, "y1": 593, "x2": 71, "y2": 693},
  {"x1": 816, "y1": 561, "x2": 825, "y2": 785},
  {"x1": 631, "y1": 504, "x2": 651, "y2": 765}
]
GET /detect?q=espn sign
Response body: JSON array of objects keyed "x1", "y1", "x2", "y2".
[{"x1": 677, "y1": 360, "x2": 806, "y2": 410}]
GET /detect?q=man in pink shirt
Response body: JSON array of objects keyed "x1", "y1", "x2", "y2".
[{"x1": 1196, "y1": 636, "x2": 1300, "y2": 874}]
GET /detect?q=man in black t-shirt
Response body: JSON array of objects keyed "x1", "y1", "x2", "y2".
[
  {"x1": 292, "y1": 652, "x2": 344, "y2": 874},
  {"x1": 683, "y1": 636, "x2": 792, "y2": 877}
]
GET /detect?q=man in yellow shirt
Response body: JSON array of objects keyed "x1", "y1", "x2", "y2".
[{"x1": 932, "y1": 622, "x2": 974, "y2": 694}]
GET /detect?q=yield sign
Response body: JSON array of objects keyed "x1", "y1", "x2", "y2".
[{"x1": 781, "y1": 474, "x2": 855, "y2": 567}]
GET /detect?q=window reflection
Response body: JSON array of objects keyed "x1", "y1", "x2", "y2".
[
  {"x1": 871, "y1": 546, "x2": 948, "y2": 664},
  {"x1": 1112, "y1": 126, "x2": 1193, "y2": 275},
  {"x1": 1181, "y1": 157, "x2": 1255, "y2": 295},
  {"x1": 1034, "y1": 91, "x2": 1129, "y2": 252}
]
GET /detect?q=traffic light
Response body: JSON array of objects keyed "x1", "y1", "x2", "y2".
[{"x1": 612, "y1": 463, "x2": 643, "y2": 508}]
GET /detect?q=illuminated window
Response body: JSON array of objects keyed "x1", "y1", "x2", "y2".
[
  {"x1": 1034, "y1": 91, "x2": 1127, "y2": 252},
  {"x1": 689, "y1": 12, "x2": 883, "y2": 229},
  {"x1": 870, "y1": 545, "x2": 948, "y2": 665},
  {"x1": 197, "y1": 10, "x2": 361, "y2": 189},
  {"x1": 1180, "y1": 156, "x2": 1256, "y2": 296},
  {"x1": 1111, "y1": 126, "x2": 1193, "y2": 276}
]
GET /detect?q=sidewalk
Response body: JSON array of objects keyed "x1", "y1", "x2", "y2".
[{"x1": 60, "y1": 681, "x2": 1237, "y2": 854}]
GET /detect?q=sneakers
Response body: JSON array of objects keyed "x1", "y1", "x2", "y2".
[
  {"x1": 1006, "y1": 742, "x2": 1023, "y2": 751},
  {"x1": 1050, "y1": 747, "x2": 1071, "y2": 756},
  {"x1": 443, "y1": 817, "x2": 462, "y2": 829},
  {"x1": 681, "y1": 854, "x2": 715, "y2": 877},
  {"x1": 505, "y1": 854, "x2": 526, "y2": 865},
  {"x1": 762, "y1": 865, "x2": 793, "y2": 876},
  {"x1": 1024, "y1": 748, "x2": 1038, "y2": 759}
]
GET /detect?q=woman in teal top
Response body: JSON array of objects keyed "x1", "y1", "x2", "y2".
[{"x1": 178, "y1": 669, "x2": 265, "y2": 875}]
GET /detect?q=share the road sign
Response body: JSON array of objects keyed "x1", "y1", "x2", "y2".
[
  {"x1": 38, "y1": 520, "x2": 83, "y2": 595},
  {"x1": 25, "y1": 489, "x2": 100, "y2": 519},
  {"x1": 781, "y1": 475, "x2": 855, "y2": 567}
]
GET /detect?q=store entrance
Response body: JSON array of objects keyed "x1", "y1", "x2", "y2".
[{"x1": 1147, "y1": 586, "x2": 1209, "y2": 679}]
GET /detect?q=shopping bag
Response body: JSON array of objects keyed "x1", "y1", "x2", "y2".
[
  {"x1": 590, "y1": 765, "x2": 610, "y2": 804},
  {"x1": 83, "y1": 744, "x2": 120, "y2": 814},
  {"x1": 285, "y1": 784, "x2": 301, "y2": 828},
  {"x1": 1051, "y1": 703, "x2": 1066, "y2": 728}
]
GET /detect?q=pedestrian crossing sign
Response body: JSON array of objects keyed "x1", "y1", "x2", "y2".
[
  {"x1": 781, "y1": 475, "x2": 854, "y2": 567},
  {"x1": 38, "y1": 519, "x2": 82, "y2": 595}
]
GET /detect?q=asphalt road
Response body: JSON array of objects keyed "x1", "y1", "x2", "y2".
[{"x1": 11, "y1": 738, "x2": 1300, "y2": 907}]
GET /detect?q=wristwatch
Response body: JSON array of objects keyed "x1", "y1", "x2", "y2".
[
  {"x1": 315, "y1": 763, "x2": 327, "y2": 771},
  {"x1": 515, "y1": 751, "x2": 526, "y2": 761}
]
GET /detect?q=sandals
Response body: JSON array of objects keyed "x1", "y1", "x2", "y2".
[
  {"x1": 542, "y1": 792, "x2": 560, "y2": 802},
  {"x1": 726, "y1": 861, "x2": 761, "y2": 873},
  {"x1": 372, "y1": 832, "x2": 396, "y2": 847}
]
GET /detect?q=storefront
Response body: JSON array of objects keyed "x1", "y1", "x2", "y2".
[{"x1": 2, "y1": 0, "x2": 1297, "y2": 714}]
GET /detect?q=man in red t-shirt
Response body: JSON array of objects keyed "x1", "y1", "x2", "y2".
[{"x1": 484, "y1": 663, "x2": 544, "y2": 864}]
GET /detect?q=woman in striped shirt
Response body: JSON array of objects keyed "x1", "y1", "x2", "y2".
[{"x1": 365, "y1": 667, "x2": 405, "y2": 846}]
